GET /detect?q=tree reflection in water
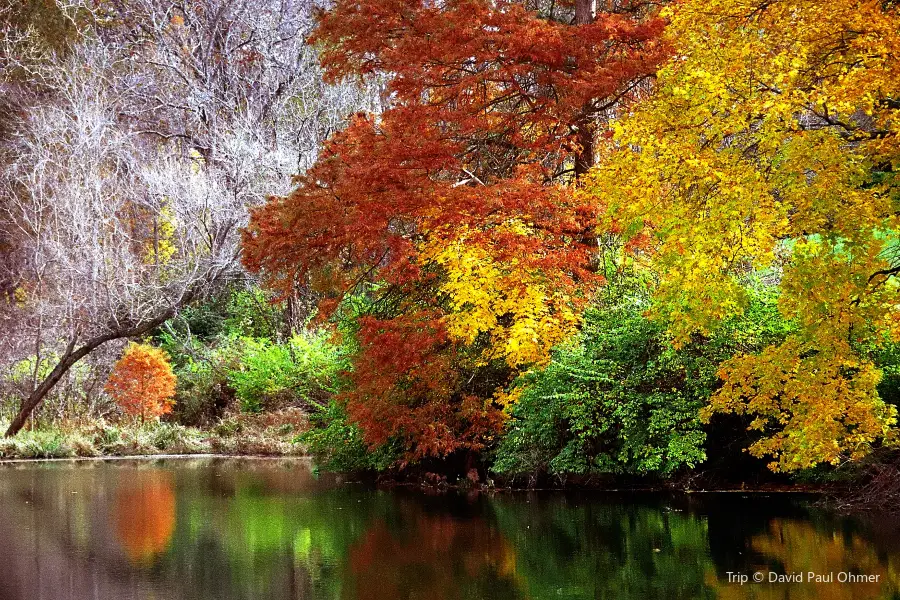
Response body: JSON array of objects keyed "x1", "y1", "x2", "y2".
[
  {"x1": 346, "y1": 498, "x2": 519, "y2": 600},
  {"x1": 0, "y1": 460, "x2": 899, "y2": 600},
  {"x1": 113, "y1": 469, "x2": 176, "y2": 564}
]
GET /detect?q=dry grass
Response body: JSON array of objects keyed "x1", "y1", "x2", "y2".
[{"x1": 0, "y1": 411, "x2": 309, "y2": 460}]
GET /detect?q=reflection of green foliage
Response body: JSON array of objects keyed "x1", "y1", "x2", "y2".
[
  {"x1": 490, "y1": 497, "x2": 716, "y2": 600},
  {"x1": 3, "y1": 461, "x2": 900, "y2": 600},
  {"x1": 172, "y1": 474, "x2": 394, "y2": 600}
]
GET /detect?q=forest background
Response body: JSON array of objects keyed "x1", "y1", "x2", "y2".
[{"x1": 1, "y1": 0, "x2": 899, "y2": 497}]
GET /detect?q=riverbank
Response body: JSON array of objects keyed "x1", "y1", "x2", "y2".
[
  {"x1": 1, "y1": 416, "x2": 884, "y2": 512},
  {"x1": 0, "y1": 410, "x2": 307, "y2": 460},
  {"x1": 0, "y1": 450, "x2": 841, "y2": 501}
]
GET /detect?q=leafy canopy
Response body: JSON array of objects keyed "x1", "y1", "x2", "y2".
[
  {"x1": 588, "y1": 0, "x2": 900, "y2": 471},
  {"x1": 243, "y1": 0, "x2": 667, "y2": 462}
]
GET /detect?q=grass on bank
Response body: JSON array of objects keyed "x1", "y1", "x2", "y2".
[{"x1": 0, "y1": 409, "x2": 309, "y2": 460}]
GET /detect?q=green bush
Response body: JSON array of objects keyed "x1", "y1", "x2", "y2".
[
  {"x1": 0, "y1": 430, "x2": 73, "y2": 459},
  {"x1": 163, "y1": 287, "x2": 287, "y2": 343},
  {"x1": 298, "y1": 401, "x2": 398, "y2": 473},
  {"x1": 493, "y1": 300, "x2": 707, "y2": 476},
  {"x1": 168, "y1": 342, "x2": 239, "y2": 425},
  {"x1": 493, "y1": 284, "x2": 792, "y2": 478},
  {"x1": 227, "y1": 331, "x2": 344, "y2": 413},
  {"x1": 148, "y1": 422, "x2": 204, "y2": 452}
]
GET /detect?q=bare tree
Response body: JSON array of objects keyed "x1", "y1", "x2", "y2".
[{"x1": 0, "y1": 0, "x2": 379, "y2": 436}]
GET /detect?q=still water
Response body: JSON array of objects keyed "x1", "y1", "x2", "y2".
[{"x1": 0, "y1": 458, "x2": 898, "y2": 600}]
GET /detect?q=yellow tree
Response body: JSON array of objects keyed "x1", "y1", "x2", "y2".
[
  {"x1": 589, "y1": 0, "x2": 900, "y2": 471},
  {"x1": 105, "y1": 343, "x2": 177, "y2": 423}
]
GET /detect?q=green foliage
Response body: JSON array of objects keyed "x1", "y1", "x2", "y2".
[
  {"x1": 220, "y1": 288, "x2": 288, "y2": 340},
  {"x1": 0, "y1": 430, "x2": 69, "y2": 458},
  {"x1": 155, "y1": 334, "x2": 240, "y2": 425},
  {"x1": 162, "y1": 287, "x2": 287, "y2": 343},
  {"x1": 493, "y1": 283, "x2": 793, "y2": 477},
  {"x1": 298, "y1": 401, "x2": 398, "y2": 472},
  {"x1": 148, "y1": 422, "x2": 205, "y2": 453},
  {"x1": 226, "y1": 331, "x2": 345, "y2": 414},
  {"x1": 157, "y1": 286, "x2": 346, "y2": 422},
  {"x1": 494, "y1": 300, "x2": 708, "y2": 476}
]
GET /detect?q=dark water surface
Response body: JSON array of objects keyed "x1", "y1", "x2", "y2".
[{"x1": 1, "y1": 458, "x2": 898, "y2": 600}]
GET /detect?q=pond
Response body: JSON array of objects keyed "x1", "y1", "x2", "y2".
[{"x1": 0, "y1": 458, "x2": 897, "y2": 600}]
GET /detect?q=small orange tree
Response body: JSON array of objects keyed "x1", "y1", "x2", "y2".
[{"x1": 105, "y1": 343, "x2": 177, "y2": 423}]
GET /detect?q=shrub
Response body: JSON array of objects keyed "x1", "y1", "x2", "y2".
[
  {"x1": 148, "y1": 422, "x2": 204, "y2": 452},
  {"x1": 166, "y1": 341, "x2": 239, "y2": 426},
  {"x1": 227, "y1": 330, "x2": 344, "y2": 413},
  {"x1": 493, "y1": 285, "x2": 792, "y2": 478},
  {"x1": 0, "y1": 430, "x2": 72, "y2": 459},
  {"x1": 105, "y1": 343, "x2": 177, "y2": 422},
  {"x1": 299, "y1": 400, "x2": 398, "y2": 472},
  {"x1": 493, "y1": 300, "x2": 708, "y2": 477}
]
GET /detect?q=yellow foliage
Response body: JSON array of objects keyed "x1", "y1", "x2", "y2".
[
  {"x1": 420, "y1": 223, "x2": 580, "y2": 368},
  {"x1": 589, "y1": 0, "x2": 900, "y2": 469},
  {"x1": 710, "y1": 519, "x2": 900, "y2": 600},
  {"x1": 143, "y1": 202, "x2": 177, "y2": 265},
  {"x1": 703, "y1": 338, "x2": 896, "y2": 472}
]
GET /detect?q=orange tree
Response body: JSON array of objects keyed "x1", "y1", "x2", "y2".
[
  {"x1": 105, "y1": 343, "x2": 177, "y2": 423},
  {"x1": 242, "y1": 0, "x2": 668, "y2": 463}
]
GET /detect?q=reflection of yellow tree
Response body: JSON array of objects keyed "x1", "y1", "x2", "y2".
[
  {"x1": 710, "y1": 520, "x2": 900, "y2": 600},
  {"x1": 114, "y1": 470, "x2": 176, "y2": 564}
]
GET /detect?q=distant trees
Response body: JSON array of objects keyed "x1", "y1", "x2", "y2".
[{"x1": 0, "y1": 0, "x2": 377, "y2": 435}]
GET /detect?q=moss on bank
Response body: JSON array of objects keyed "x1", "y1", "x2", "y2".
[{"x1": 0, "y1": 409, "x2": 308, "y2": 460}]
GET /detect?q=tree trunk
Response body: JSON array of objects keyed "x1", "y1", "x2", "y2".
[
  {"x1": 4, "y1": 303, "x2": 186, "y2": 438},
  {"x1": 574, "y1": 0, "x2": 595, "y2": 178}
]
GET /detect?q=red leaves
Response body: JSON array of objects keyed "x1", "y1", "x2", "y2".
[
  {"x1": 344, "y1": 312, "x2": 505, "y2": 459},
  {"x1": 242, "y1": 0, "x2": 667, "y2": 462}
]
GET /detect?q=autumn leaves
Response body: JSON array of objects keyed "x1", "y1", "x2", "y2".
[
  {"x1": 106, "y1": 344, "x2": 176, "y2": 424},
  {"x1": 244, "y1": 0, "x2": 900, "y2": 472},
  {"x1": 591, "y1": 0, "x2": 900, "y2": 471}
]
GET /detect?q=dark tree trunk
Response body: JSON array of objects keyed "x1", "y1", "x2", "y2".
[{"x1": 574, "y1": 0, "x2": 595, "y2": 178}]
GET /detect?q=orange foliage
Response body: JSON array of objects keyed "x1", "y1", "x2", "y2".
[
  {"x1": 345, "y1": 312, "x2": 506, "y2": 460},
  {"x1": 113, "y1": 470, "x2": 177, "y2": 564},
  {"x1": 105, "y1": 343, "x2": 176, "y2": 422},
  {"x1": 242, "y1": 0, "x2": 667, "y2": 461}
]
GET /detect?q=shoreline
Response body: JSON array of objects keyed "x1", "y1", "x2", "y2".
[
  {"x1": 0, "y1": 453, "x2": 839, "y2": 496},
  {"x1": 0, "y1": 453, "x2": 311, "y2": 465}
]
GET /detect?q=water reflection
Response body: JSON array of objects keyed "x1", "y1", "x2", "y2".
[
  {"x1": 0, "y1": 459, "x2": 897, "y2": 600},
  {"x1": 114, "y1": 469, "x2": 176, "y2": 564},
  {"x1": 345, "y1": 500, "x2": 520, "y2": 600}
]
